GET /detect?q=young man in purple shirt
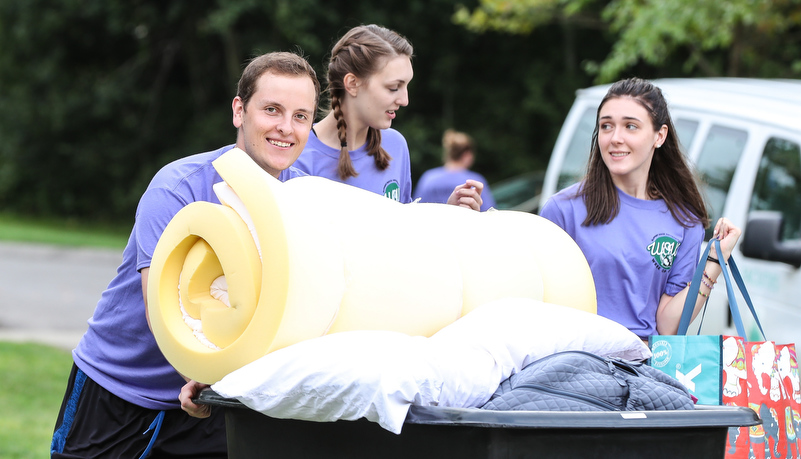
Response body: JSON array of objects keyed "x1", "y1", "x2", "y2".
[{"x1": 51, "y1": 51, "x2": 320, "y2": 458}]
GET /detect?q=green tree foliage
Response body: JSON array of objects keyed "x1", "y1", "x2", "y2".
[
  {"x1": 1, "y1": 1, "x2": 799, "y2": 222},
  {"x1": 0, "y1": 1, "x2": 236, "y2": 221},
  {"x1": 454, "y1": 0, "x2": 801, "y2": 82},
  {"x1": 1, "y1": 0, "x2": 598, "y2": 222}
]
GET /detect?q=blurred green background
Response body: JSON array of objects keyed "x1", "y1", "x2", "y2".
[{"x1": 1, "y1": 0, "x2": 799, "y2": 224}]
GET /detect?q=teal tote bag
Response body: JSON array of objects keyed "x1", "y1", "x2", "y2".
[{"x1": 648, "y1": 239, "x2": 764, "y2": 405}]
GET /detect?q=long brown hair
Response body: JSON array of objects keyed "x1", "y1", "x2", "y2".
[
  {"x1": 325, "y1": 24, "x2": 413, "y2": 180},
  {"x1": 580, "y1": 78, "x2": 709, "y2": 229}
]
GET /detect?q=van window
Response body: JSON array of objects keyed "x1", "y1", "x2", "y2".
[
  {"x1": 674, "y1": 118, "x2": 699, "y2": 153},
  {"x1": 749, "y1": 137, "x2": 801, "y2": 241},
  {"x1": 557, "y1": 107, "x2": 595, "y2": 191},
  {"x1": 694, "y1": 125, "x2": 749, "y2": 240}
]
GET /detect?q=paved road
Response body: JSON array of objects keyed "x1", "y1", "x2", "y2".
[{"x1": 0, "y1": 241, "x2": 122, "y2": 350}]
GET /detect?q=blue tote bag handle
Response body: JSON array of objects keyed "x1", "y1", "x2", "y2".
[{"x1": 676, "y1": 239, "x2": 766, "y2": 339}]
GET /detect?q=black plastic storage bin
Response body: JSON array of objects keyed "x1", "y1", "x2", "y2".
[{"x1": 197, "y1": 389, "x2": 759, "y2": 459}]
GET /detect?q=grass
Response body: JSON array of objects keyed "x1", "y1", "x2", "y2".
[
  {"x1": 0, "y1": 213, "x2": 123, "y2": 457},
  {"x1": 0, "y1": 212, "x2": 129, "y2": 250},
  {"x1": 0, "y1": 342, "x2": 73, "y2": 459}
]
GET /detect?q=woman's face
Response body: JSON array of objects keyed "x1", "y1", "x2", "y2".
[
  {"x1": 597, "y1": 96, "x2": 667, "y2": 188},
  {"x1": 349, "y1": 55, "x2": 413, "y2": 131}
]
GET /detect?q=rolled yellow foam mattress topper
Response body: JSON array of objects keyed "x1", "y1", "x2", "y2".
[{"x1": 147, "y1": 148, "x2": 596, "y2": 383}]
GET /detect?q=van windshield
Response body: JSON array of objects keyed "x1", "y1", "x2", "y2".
[{"x1": 557, "y1": 107, "x2": 595, "y2": 191}]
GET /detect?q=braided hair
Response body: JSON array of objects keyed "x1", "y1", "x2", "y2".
[{"x1": 325, "y1": 25, "x2": 413, "y2": 180}]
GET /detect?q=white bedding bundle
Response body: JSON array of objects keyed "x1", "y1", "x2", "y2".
[{"x1": 213, "y1": 298, "x2": 651, "y2": 434}]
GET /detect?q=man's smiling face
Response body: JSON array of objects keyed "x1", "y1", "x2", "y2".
[{"x1": 233, "y1": 71, "x2": 317, "y2": 177}]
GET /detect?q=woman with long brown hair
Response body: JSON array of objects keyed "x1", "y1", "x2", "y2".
[{"x1": 540, "y1": 77, "x2": 741, "y2": 339}]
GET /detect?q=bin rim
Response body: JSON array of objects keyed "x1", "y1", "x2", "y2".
[
  {"x1": 405, "y1": 404, "x2": 760, "y2": 429},
  {"x1": 195, "y1": 389, "x2": 760, "y2": 430}
]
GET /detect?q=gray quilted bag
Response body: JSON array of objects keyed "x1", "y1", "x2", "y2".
[{"x1": 481, "y1": 350, "x2": 694, "y2": 412}]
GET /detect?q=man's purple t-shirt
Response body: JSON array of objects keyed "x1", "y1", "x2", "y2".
[
  {"x1": 293, "y1": 128, "x2": 413, "y2": 203},
  {"x1": 539, "y1": 183, "x2": 703, "y2": 338},
  {"x1": 72, "y1": 145, "x2": 305, "y2": 409},
  {"x1": 413, "y1": 166, "x2": 496, "y2": 211}
]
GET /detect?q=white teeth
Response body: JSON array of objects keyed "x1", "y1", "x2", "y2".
[{"x1": 270, "y1": 140, "x2": 291, "y2": 147}]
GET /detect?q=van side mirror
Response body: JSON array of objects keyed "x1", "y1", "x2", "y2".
[{"x1": 740, "y1": 211, "x2": 801, "y2": 268}]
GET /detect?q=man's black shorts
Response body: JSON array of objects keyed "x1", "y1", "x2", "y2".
[{"x1": 51, "y1": 363, "x2": 227, "y2": 458}]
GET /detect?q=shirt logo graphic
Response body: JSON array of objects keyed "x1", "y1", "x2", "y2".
[
  {"x1": 384, "y1": 180, "x2": 400, "y2": 201},
  {"x1": 647, "y1": 235, "x2": 680, "y2": 270}
]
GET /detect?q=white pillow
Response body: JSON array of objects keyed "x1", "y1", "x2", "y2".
[
  {"x1": 431, "y1": 297, "x2": 651, "y2": 377},
  {"x1": 212, "y1": 330, "x2": 501, "y2": 434},
  {"x1": 212, "y1": 298, "x2": 650, "y2": 434}
]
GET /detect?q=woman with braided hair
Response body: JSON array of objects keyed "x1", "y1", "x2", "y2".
[{"x1": 294, "y1": 24, "x2": 484, "y2": 210}]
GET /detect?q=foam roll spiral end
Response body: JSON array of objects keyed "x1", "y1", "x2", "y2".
[{"x1": 148, "y1": 148, "x2": 597, "y2": 383}]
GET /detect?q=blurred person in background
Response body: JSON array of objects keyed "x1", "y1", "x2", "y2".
[{"x1": 414, "y1": 128, "x2": 496, "y2": 211}]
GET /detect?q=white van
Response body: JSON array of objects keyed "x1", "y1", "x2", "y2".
[{"x1": 539, "y1": 78, "x2": 801, "y2": 344}]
